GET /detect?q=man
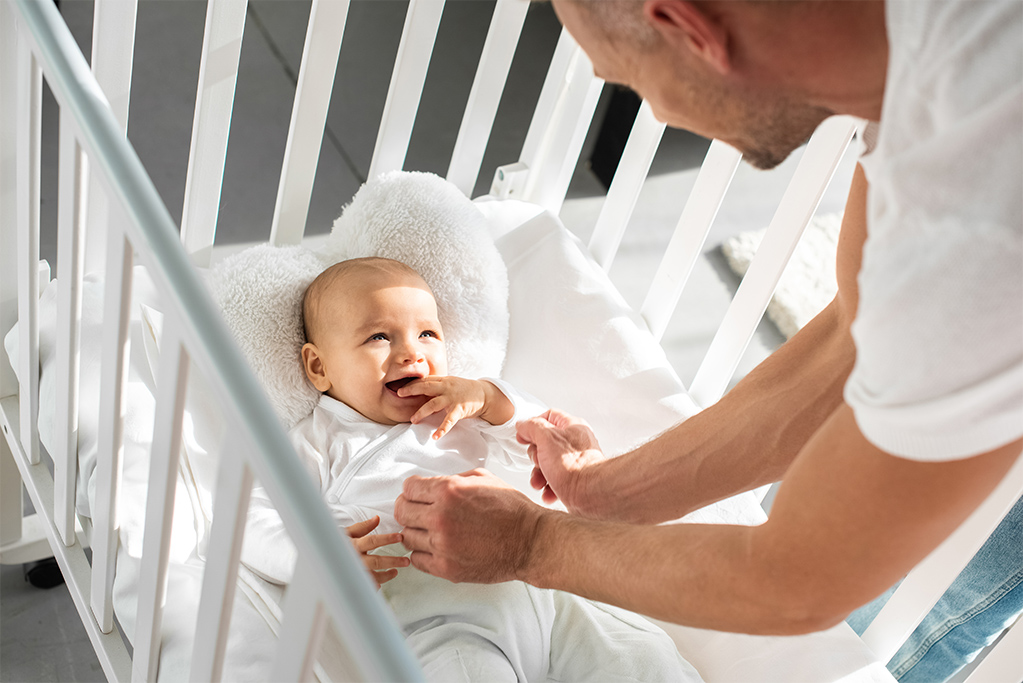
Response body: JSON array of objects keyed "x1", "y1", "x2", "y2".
[{"x1": 395, "y1": 0, "x2": 1022, "y2": 676}]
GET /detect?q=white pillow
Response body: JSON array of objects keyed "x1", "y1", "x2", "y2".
[
  {"x1": 477, "y1": 197, "x2": 701, "y2": 457},
  {"x1": 323, "y1": 170, "x2": 509, "y2": 381}
]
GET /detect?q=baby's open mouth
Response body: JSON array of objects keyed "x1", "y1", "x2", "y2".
[{"x1": 385, "y1": 376, "x2": 420, "y2": 394}]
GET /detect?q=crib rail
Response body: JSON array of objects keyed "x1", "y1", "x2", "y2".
[{"x1": 1, "y1": 1, "x2": 422, "y2": 680}]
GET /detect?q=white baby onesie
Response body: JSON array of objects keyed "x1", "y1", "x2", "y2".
[{"x1": 241, "y1": 379, "x2": 701, "y2": 682}]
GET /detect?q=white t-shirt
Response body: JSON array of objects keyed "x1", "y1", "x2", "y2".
[{"x1": 844, "y1": 0, "x2": 1023, "y2": 461}]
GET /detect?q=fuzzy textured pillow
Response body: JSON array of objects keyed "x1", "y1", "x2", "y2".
[
  {"x1": 322, "y1": 170, "x2": 509, "y2": 380},
  {"x1": 206, "y1": 244, "x2": 328, "y2": 429},
  {"x1": 204, "y1": 171, "x2": 509, "y2": 429}
]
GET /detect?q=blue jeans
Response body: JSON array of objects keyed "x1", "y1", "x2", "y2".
[{"x1": 847, "y1": 495, "x2": 1023, "y2": 683}]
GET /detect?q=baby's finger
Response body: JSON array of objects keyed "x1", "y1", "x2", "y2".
[
  {"x1": 346, "y1": 515, "x2": 381, "y2": 539},
  {"x1": 410, "y1": 396, "x2": 448, "y2": 424},
  {"x1": 355, "y1": 532, "x2": 404, "y2": 552},
  {"x1": 363, "y1": 553, "x2": 411, "y2": 572},
  {"x1": 372, "y1": 568, "x2": 400, "y2": 587},
  {"x1": 397, "y1": 377, "x2": 443, "y2": 398},
  {"x1": 433, "y1": 407, "x2": 465, "y2": 440}
]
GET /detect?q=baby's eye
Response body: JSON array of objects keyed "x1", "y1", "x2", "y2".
[
  {"x1": 421, "y1": 330, "x2": 440, "y2": 340},
  {"x1": 368, "y1": 333, "x2": 388, "y2": 342}
]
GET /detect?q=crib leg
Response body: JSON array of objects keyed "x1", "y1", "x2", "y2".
[{"x1": 0, "y1": 421, "x2": 51, "y2": 566}]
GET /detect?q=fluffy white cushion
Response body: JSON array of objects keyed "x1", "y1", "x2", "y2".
[
  {"x1": 323, "y1": 170, "x2": 509, "y2": 380},
  {"x1": 186, "y1": 171, "x2": 510, "y2": 431},
  {"x1": 205, "y1": 244, "x2": 327, "y2": 430}
]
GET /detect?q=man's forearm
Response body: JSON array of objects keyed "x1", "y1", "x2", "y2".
[
  {"x1": 521, "y1": 407, "x2": 1022, "y2": 634},
  {"x1": 577, "y1": 297, "x2": 856, "y2": 523}
]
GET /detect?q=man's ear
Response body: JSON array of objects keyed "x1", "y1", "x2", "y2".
[
  {"x1": 302, "y1": 343, "x2": 332, "y2": 393},
  {"x1": 643, "y1": 0, "x2": 731, "y2": 75}
]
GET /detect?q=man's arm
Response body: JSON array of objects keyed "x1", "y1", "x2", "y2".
[
  {"x1": 399, "y1": 406, "x2": 1020, "y2": 634},
  {"x1": 542, "y1": 165, "x2": 869, "y2": 524}
]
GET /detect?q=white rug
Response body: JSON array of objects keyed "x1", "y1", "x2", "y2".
[{"x1": 721, "y1": 213, "x2": 841, "y2": 339}]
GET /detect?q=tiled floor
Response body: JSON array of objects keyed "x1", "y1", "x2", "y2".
[{"x1": 4, "y1": 1, "x2": 866, "y2": 681}]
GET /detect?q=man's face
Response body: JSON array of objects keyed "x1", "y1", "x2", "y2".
[
  {"x1": 310, "y1": 271, "x2": 448, "y2": 425},
  {"x1": 551, "y1": 0, "x2": 830, "y2": 169}
]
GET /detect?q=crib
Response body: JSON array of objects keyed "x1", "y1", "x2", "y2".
[{"x1": 2, "y1": 0, "x2": 1022, "y2": 681}]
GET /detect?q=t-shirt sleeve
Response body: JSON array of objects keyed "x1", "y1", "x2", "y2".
[{"x1": 844, "y1": 1, "x2": 1023, "y2": 460}]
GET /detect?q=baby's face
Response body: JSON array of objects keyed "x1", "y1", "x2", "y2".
[{"x1": 306, "y1": 269, "x2": 448, "y2": 424}]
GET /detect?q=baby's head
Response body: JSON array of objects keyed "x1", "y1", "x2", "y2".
[{"x1": 301, "y1": 257, "x2": 448, "y2": 424}]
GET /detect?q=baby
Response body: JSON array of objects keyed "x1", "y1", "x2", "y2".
[{"x1": 242, "y1": 257, "x2": 701, "y2": 682}]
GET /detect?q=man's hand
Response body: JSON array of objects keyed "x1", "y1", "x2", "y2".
[
  {"x1": 394, "y1": 469, "x2": 546, "y2": 583},
  {"x1": 346, "y1": 516, "x2": 410, "y2": 587},
  {"x1": 400, "y1": 377, "x2": 513, "y2": 440},
  {"x1": 515, "y1": 410, "x2": 606, "y2": 514}
]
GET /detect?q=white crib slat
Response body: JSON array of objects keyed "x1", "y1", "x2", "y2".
[
  {"x1": 963, "y1": 614, "x2": 1023, "y2": 683},
  {"x1": 269, "y1": 0, "x2": 350, "y2": 247},
  {"x1": 367, "y1": 0, "x2": 446, "y2": 180},
  {"x1": 446, "y1": 0, "x2": 529, "y2": 196},
  {"x1": 270, "y1": 560, "x2": 329, "y2": 683},
  {"x1": 189, "y1": 440, "x2": 254, "y2": 682},
  {"x1": 862, "y1": 454, "x2": 1023, "y2": 664},
  {"x1": 132, "y1": 329, "x2": 190, "y2": 683},
  {"x1": 518, "y1": 31, "x2": 603, "y2": 215},
  {"x1": 687, "y1": 117, "x2": 855, "y2": 407},
  {"x1": 0, "y1": 1, "x2": 20, "y2": 405},
  {"x1": 54, "y1": 112, "x2": 88, "y2": 546},
  {"x1": 83, "y1": 0, "x2": 137, "y2": 275},
  {"x1": 16, "y1": 37, "x2": 41, "y2": 466},
  {"x1": 179, "y1": 0, "x2": 248, "y2": 267},
  {"x1": 589, "y1": 100, "x2": 665, "y2": 271},
  {"x1": 641, "y1": 140, "x2": 741, "y2": 341},
  {"x1": 519, "y1": 28, "x2": 576, "y2": 170},
  {"x1": 90, "y1": 231, "x2": 134, "y2": 635}
]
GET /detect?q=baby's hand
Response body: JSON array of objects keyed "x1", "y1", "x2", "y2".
[
  {"x1": 399, "y1": 377, "x2": 513, "y2": 440},
  {"x1": 346, "y1": 516, "x2": 409, "y2": 587}
]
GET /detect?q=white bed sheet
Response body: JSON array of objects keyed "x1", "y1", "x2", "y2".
[{"x1": 7, "y1": 195, "x2": 893, "y2": 681}]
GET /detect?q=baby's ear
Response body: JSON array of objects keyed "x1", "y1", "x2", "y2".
[{"x1": 302, "y1": 343, "x2": 332, "y2": 392}]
